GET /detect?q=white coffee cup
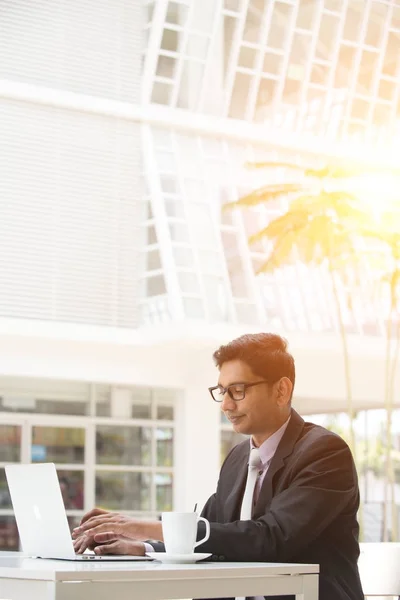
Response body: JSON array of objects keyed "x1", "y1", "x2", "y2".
[{"x1": 161, "y1": 512, "x2": 210, "y2": 555}]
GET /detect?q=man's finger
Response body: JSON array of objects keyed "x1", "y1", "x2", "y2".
[
  {"x1": 93, "y1": 531, "x2": 117, "y2": 544},
  {"x1": 80, "y1": 508, "x2": 109, "y2": 525},
  {"x1": 94, "y1": 541, "x2": 122, "y2": 555},
  {"x1": 73, "y1": 514, "x2": 114, "y2": 536},
  {"x1": 84, "y1": 522, "x2": 121, "y2": 539},
  {"x1": 74, "y1": 539, "x2": 87, "y2": 554}
]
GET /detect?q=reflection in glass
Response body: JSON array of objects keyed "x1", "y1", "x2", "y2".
[
  {"x1": 0, "y1": 425, "x2": 21, "y2": 462},
  {"x1": 0, "y1": 516, "x2": 19, "y2": 551},
  {"x1": 96, "y1": 426, "x2": 152, "y2": 466},
  {"x1": 0, "y1": 396, "x2": 88, "y2": 415},
  {"x1": 31, "y1": 427, "x2": 85, "y2": 463},
  {"x1": 0, "y1": 468, "x2": 12, "y2": 509},
  {"x1": 67, "y1": 515, "x2": 82, "y2": 533},
  {"x1": 95, "y1": 471, "x2": 151, "y2": 511},
  {"x1": 156, "y1": 428, "x2": 173, "y2": 467},
  {"x1": 58, "y1": 470, "x2": 84, "y2": 510},
  {"x1": 156, "y1": 405, "x2": 174, "y2": 420},
  {"x1": 155, "y1": 472, "x2": 173, "y2": 511}
]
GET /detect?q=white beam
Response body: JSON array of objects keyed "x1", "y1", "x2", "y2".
[{"x1": 1, "y1": 79, "x2": 399, "y2": 168}]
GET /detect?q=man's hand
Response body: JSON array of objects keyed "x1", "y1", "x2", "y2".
[
  {"x1": 93, "y1": 533, "x2": 146, "y2": 556},
  {"x1": 72, "y1": 507, "x2": 162, "y2": 553},
  {"x1": 79, "y1": 507, "x2": 111, "y2": 525}
]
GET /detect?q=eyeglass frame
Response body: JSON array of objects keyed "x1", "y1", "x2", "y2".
[{"x1": 208, "y1": 380, "x2": 271, "y2": 403}]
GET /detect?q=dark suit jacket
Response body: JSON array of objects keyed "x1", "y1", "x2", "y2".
[{"x1": 153, "y1": 409, "x2": 364, "y2": 600}]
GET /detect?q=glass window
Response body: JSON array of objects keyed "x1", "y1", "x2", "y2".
[
  {"x1": 365, "y1": 3, "x2": 387, "y2": 48},
  {"x1": 173, "y1": 245, "x2": 195, "y2": 267},
  {"x1": 165, "y1": 199, "x2": 185, "y2": 219},
  {"x1": 146, "y1": 224, "x2": 158, "y2": 245},
  {"x1": 267, "y1": 2, "x2": 294, "y2": 50},
  {"x1": 262, "y1": 52, "x2": 283, "y2": 76},
  {"x1": 0, "y1": 424, "x2": 21, "y2": 461},
  {"x1": 31, "y1": 426, "x2": 85, "y2": 464},
  {"x1": 185, "y1": 34, "x2": 209, "y2": 61},
  {"x1": 58, "y1": 470, "x2": 84, "y2": 510},
  {"x1": 146, "y1": 248, "x2": 162, "y2": 271},
  {"x1": 350, "y1": 97, "x2": 370, "y2": 120},
  {"x1": 151, "y1": 81, "x2": 173, "y2": 105},
  {"x1": 310, "y1": 63, "x2": 331, "y2": 86},
  {"x1": 131, "y1": 392, "x2": 152, "y2": 419},
  {"x1": 382, "y1": 32, "x2": 400, "y2": 77},
  {"x1": 224, "y1": 15, "x2": 238, "y2": 77},
  {"x1": 156, "y1": 55, "x2": 177, "y2": 79},
  {"x1": 198, "y1": 249, "x2": 223, "y2": 275},
  {"x1": 316, "y1": 14, "x2": 340, "y2": 60},
  {"x1": 96, "y1": 387, "x2": 154, "y2": 419},
  {"x1": 95, "y1": 471, "x2": 151, "y2": 511},
  {"x1": 169, "y1": 221, "x2": 190, "y2": 243},
  {"x1": 357, "y1": 51, "x2": 379, "y2": 94},
  {"x1": 235, "y1": 302, "x2": 259, "y2": 324},
  {"x1": 0, "y1": 516, "x2": 19, "y2": 551},
  {"x1": 155, "y1": 472, "x2": 173, "y2": 511},
  {"x1": 229, "y1": 72, "x2": 252, "y2": 119},
  {"x1": 145, "y1": 274, "x2": 167, "y2": 296},
  {"x1": 156, "y1": 405, "x2": 174, "y2": 420},
  {"x1": 0, "y1": 395, "x2": 88, "y2": 416},
  {"x1": 183, "y1": 297, "x2": 205, "y2": 318},
  {"x1": 177, "y1": 61, "x2": 205, "y2": 110},
  {"x1": 323, "y1": 0, "x2": 342, "y2": 10},
  {"x1": 178, "y1": 271, "x2": 200, "y2": 294},
  {"x1": 96, "y1": 426, "x2": 152, "y2": 466},
  {"x1": 67, "y1": 515, "x2": 82, "y2": 532},
  {"x1": 378, "y1": 79, "x2": 396, "y2": 103},
  {"x1": 156, "y1": 427, "x2": 174, "y2": 467},
  {"x1": 295, "y1": 3, "x2": 316, "y2": 30},
  {"x1": 238, "y1": 46, "x2": 258, "y2": 69},
  {"x1": 334, "y1": 45, "x2": 356, "y2": 88},
  {"x1": 0, "y1": 468, "x2": 12, "y2": 509},
  {"x1": 161, "y1": 28, "x2": 180, "y2": 52},
  {"x1": 221, "y1": 430, "x2": 248, "y2": 464},
  {"x1": 342, "y1": 4, "x2": 363, "y2": 42},
  {"x1": 161, "y1": 175, "x2": 178, "y2": 194},
  {"x1": 166, "y1": 2, "x2": 189, "y2": 26}
]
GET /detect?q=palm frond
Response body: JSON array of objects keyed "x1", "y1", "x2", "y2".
[
  {"x1": 256, "y1": 230, "x2": 300, "y2": 274},
  {"x1": 224, "y1": 183, "x2": 306, "y2": 211},
  {"x1": 248, "y1": 210, "x2": 309, "y2": 245},
  {"x1": 290, "y1": 191, "x2": 366, "y2": 222}
]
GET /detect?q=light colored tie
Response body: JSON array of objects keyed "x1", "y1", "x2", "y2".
[
  {"x1": 240, "y1": 447, "x2": 262, "y2": 520},
  {"x1": 237, "y1": 448, "x2": 262, "y2": 600}
]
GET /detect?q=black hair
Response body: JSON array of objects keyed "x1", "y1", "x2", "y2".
[{"x1": 213, "y1": 333, "x2": 295, "y2": 393}]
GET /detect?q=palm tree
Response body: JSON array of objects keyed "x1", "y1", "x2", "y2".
[{"x1": 225, "y1": 162, "x2": 374, "y2": 457}]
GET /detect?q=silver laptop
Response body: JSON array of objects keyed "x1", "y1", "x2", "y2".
[{"x1": 5, "y1": 463, "x2": 153, "y2": 561}]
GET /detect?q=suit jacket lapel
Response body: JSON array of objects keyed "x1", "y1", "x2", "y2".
[
  {"x1": 224, "y1": 443, "x2": 249, "y2": 522},
  {"x1": 253, "y1": 409, "x2": 305, "y2": 517}
]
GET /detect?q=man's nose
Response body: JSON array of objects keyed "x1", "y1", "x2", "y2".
[{"x1": 221, "y1": 391, "x2": 236, "y2": 411}]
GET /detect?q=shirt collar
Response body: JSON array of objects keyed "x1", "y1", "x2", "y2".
[{"x1": 250, "y1": 415, "x2": 291, "y2": 467}]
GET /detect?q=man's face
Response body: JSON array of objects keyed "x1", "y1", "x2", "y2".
[{"x1": 218, "y1": 359, "x2": 290, "y2": 445}]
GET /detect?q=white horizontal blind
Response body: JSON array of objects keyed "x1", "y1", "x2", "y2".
[
  {"x1": 0, "y1": 0, "x2": 144, "y2": 328},
  {"x1": 0, "y1": 0, "x2": 141, "y2": 102}
]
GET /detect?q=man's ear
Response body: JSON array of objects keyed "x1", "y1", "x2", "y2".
[{"x1": 276, "y1": 377, "x2": 293, "y2": 406}]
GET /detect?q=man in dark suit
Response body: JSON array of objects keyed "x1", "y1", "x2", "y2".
[{"x1": 73, "y1": 333, "x2": 364, "y2": 600}]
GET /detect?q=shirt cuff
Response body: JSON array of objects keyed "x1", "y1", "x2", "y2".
[{"x1": 143, "y1": 542, "x2": 155, "y2": 553}]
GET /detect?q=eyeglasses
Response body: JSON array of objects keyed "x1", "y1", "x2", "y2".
[{"x1": 208, "y1": 380, "x2": 269, "y2": 402}]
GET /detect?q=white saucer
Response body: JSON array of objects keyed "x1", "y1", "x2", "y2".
[{"x1": 146, "y1": 552, "x2": 211, "y2": 564}]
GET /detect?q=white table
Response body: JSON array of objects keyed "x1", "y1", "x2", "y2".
[{"x1": 0, "y1": 552, "x2": 319, "y2": 600}]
